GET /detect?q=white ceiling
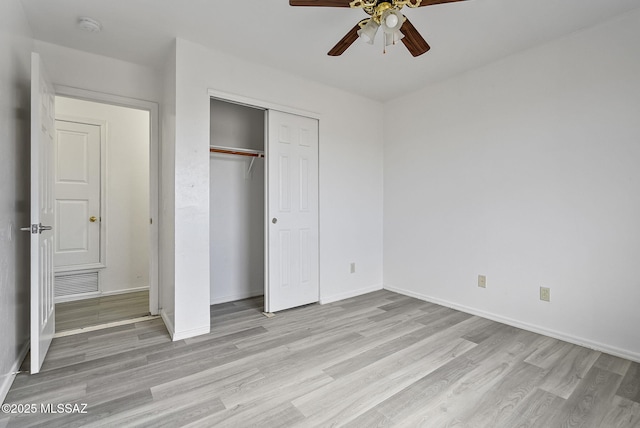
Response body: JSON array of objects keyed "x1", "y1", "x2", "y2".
[{"x1": 19, "y1": 0, "x2": 640, "y2": 101}]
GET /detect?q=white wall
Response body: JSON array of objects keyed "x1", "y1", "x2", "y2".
[
  {"x1": 383, "y1": 9, "x2": 640, "y2": 361},
  {"x1": 55, "y1": 97, "x2": 150, "y2": 295},
  {"x1": 0, "y1": 0, "x2": 32, "y2": 404},
  {"x1": 34, "y1": 41, "x2": 162, "y2": 104},
  {"x1": 173, "y1": 37, "x2": 384, "y2": 337},
  {"x1": 210, "y1": 100, "x2": 265, "y2": 304}
]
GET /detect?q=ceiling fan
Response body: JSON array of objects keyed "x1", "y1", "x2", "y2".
[{"x1": 289, "y1": 0, "x2": 467, "y2": 57}]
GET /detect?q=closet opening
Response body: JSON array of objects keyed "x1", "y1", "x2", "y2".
[{"x1": 210, "y1": 98, "x2": 266, "y2": 308}]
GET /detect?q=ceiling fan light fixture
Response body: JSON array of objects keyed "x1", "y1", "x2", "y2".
[
  {"x1": 357, "y1": 19, "x2": 379, "y2": 44},
  {"x1": 381, "y1": 9, "x2": 404, "y2": 34},
  {"x1": 385, "y1": 13, "x2": 398, "y2": 28},
  {"x1": 290, "y1": 0, "x2": 465, "y2": 57}
]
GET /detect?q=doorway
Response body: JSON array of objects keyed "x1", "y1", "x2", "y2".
[{"x1": 53, "y1": 96, "x2": 155, "y2": 332}]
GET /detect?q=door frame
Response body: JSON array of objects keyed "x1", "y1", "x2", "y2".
[
  {"x1": 207, "y1": 89, "x2": 321, "y2": 311},
  {"x1": 55, "y1": 85, "x2": 161, "y2": 315}
]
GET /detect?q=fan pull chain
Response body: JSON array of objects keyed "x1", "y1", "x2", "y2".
[{"x1": 382, "y1": 31, "x2": 400, "y2": 54}]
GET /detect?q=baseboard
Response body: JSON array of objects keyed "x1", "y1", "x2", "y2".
[
  {"x1": 160, "y1": 309, "x2": 175, "y2": 340},
  {"x1": 384, "y1": 284, "x2": 640, "y2": 364},
  {"x1": 99, "y1": 286, "x2": 150, "y2": 297},
  {"x1": 210, "y1": 290, "x2": 263, "y2": 305},
  {"x1": 172, "y1": 325, "x2": 210, "y2": 341},
  {"x1": 320, "y1": 283, "x2": 384, "y2": 305},
  {"x1": 55, "y1": 286, "x2": 150, "y2": 304},
  {"x1": 55, "y1": 291, "x2": 101, "y2": 304},
  {"x1": 1, "y1": 340, "x2": 29, "y2": 404},
  {"x1": 160, "y1": 309, "x2": 209, "y2": 342}
]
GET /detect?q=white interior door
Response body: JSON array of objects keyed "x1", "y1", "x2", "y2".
[
  {"x1": 28, "y1": 53, "x2": 56, "y2": 374},
  {"x1": 54, "y1": 120, "x2": 101, "y2": 270},
  {"x1": 266, "y1": 110, "x2": 319, "y2": 313}
]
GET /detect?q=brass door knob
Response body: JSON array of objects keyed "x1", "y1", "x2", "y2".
[{"x1": 89, "y1": 216, "x2": 98, "y2": 223}]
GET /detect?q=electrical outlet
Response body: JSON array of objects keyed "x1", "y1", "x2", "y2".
[
  {"x1": 540, "y1": 287, "x2": 550, "y2": 302},
  {"x1": 478, "y1": 275, "x2": 486, "y2": 288},
  {"x1": 350, "y1": 262, "x2": 356, "y2": 274}
]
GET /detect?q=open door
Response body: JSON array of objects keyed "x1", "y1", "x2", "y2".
[
  {"x1": 26, "y1": 53, "x2": 56, "y2": 374},
  {"x1": 266, "y1": 110, "x2": 319, "y2": 313}
]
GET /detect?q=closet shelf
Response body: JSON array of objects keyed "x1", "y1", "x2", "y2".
[
  {"x1": 210, "y1": 145, "x2": 264, "y2": 177},
  {"x1": 209, "y1": 145, "x2": 264, "y2": 158}
]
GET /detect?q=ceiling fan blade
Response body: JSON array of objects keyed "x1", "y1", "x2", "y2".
[
  {"x1": 415, "y1": 0, "x2": 468, "y2": 6},
  {"x1": 328, "y1": 23, "x2": 361, "y2": 56},
  {"x1": 400, "y1": 18, "x2": 430, "y2": 57},
  {"x1": 289, "y1": 0, "x2": 352, "y2": 6}
]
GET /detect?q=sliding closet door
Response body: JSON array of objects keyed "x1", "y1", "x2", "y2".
[{"x1": 266, "y1": 110, "x2": 319, "y2": 313}]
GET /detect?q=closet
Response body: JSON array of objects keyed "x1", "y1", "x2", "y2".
[
  {"x1": 209, "y1": 95, "x2": 320, "y2": 313},
  {"x1": 209, "y1": 98, "x2": 265, "y2": 304}
]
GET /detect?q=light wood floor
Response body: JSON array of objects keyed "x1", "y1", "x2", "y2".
[
  {"x1": 4, "y1": 290, "x2": 640, "y2": 427},
  {"x1": 55, "y1": 291, "x2": 150, "y2": 332}
]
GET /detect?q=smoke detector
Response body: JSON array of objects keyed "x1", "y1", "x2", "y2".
[{"x1": 78, "y1": 17, "x2": 102, "y2": 33}]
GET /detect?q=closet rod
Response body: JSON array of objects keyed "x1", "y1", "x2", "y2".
[{"x1": 209, "y1": 146, "x2": 264, "y2": 158}]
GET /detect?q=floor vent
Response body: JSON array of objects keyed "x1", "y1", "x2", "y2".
[{"x1": 55, "y1": 272, "x2": 99, "y2": 297}]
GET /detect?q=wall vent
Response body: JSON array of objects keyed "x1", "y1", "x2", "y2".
[{"x1": 55, "y1": 272, "x2": 99, "y2": 297}]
